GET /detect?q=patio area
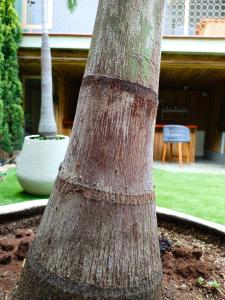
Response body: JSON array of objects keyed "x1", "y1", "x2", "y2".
[{"x1": 154, "y1": 158, "x2": 225, "y2": 175}]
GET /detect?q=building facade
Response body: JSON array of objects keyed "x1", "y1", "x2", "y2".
[{"x1": 16, "y1": 0, "x2": 225, "y2": 163}]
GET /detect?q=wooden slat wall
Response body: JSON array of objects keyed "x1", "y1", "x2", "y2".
[
  {"x1": 158, "y1": 89, "x2": 224, "y2": 155},
  {"x1": 57, "y1": 76, "x2": 80, "y2": 136},
  {"x1": 205, "y1": 91, "x2": 224, "y2": 152},
  {"x1": 58, "y1": 87, "x2": 224, "y2": 155},
  {"x1": 21, "y1": 71, "x2": 222, "y2": 157},
  {"x1": 158, "y1": 90, "x2": 210, "y2": 131},
  {"x1": 18, "y1": 48, "x2": 225, "y2": 157}
]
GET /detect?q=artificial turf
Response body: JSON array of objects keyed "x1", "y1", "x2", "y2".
[
  {"x1": 154, "y1": 168, "x2": 225, "y2": 226},
  {"x1": 0, "y1": 167, "x2": 224, "y2": 226},
  {"x1": 0, "y1": 168, "x2": 46, "y2": 206}
]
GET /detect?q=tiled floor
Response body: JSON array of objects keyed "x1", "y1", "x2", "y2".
[{"x1": 154, "y1": 159, "x2": 225, "y2": 175}]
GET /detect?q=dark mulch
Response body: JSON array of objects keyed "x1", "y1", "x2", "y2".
[{"x1": 0, "y1": 215, "x2": 224, "y2": 300}]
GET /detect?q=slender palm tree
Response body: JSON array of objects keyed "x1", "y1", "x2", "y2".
[
  {"x1": 38, "y1": 0, "x2": 77, "y2": 137},
  {"x1": 13, "y1": 0, "x2": 165, "y2": 299},
  {"x1": 16, "y1": 0, "x2": 77, "y2": 196}
]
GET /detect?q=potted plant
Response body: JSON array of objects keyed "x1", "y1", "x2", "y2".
[{"x1": 16, "y1": 0, "x2": 71, "y2": 196}]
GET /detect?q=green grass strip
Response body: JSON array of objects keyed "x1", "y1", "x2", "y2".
[
  {"x1": 0, "y1": 168, "x2": 46, "y2": 206},
  {"x1": 154, "y1": 168, "x2": 225, "y2": 226},
  {"x1": 0, "y1": 167, "x2": 224, "y2": 226}
]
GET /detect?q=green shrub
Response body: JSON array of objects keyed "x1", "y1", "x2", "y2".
[
  {"x1": 0, "y1": 0, "x2": 24, "y2": 153},
  {"x1": 1, "y1": 123, "x2": 12, "y2": 153}
]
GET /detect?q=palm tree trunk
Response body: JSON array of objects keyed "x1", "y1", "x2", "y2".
[
  {"x1": 13, "y1": 0, "x2": 165, "y2": 299},
  {"x1": 38, "y1": 0, "x2": 57, "y2": 137}
]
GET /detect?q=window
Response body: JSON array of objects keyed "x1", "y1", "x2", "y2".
[{"x1": 22, "y1": 0, "x2": 53, "y2": 31}]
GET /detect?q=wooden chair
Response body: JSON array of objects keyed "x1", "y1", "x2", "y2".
[{"x1": 161, "y1": 125, "x2": 191, "y2": 167}]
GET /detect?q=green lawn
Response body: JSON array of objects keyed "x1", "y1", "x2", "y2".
[
  {"x1": 0, "y1": 168, "x2": 46, "y2": 206},
  {"x1": 154, "y1": 168, "x2": 225, "y2": 226},
  {"x1": 1, "y1": 167, "x2": 225, "y2": 226}
]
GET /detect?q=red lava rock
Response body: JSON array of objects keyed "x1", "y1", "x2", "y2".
[
  {"x1": 15, "y1": 237, "x2": 34, "y2": 260},
  {"x1": 171, "y1": 246, "x2": 202, "y2": 260},
  {"x1": 172, "y1": 247, "x2": 192, "y2": 259},
  {"x1": 192, "y1": 250, "x2": 202, "y2": 260},
  {"x1": 0, "y1": 239, "x2": 16, "y2": 251},
  {"x1": 195, "y1": 262, "x2": 212, "y2": 276},
  {"x1": 176, "y1": 260, "x2": 211, "y2": 279},
  {"x1": 14, "y1": 229, "x2": 34, "y2": 238},
  {"x1": 0, "y1": 251, "x2": 11, "y2": 265}
]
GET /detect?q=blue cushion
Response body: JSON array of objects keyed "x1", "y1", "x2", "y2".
[{"x1": 163, "y1": 125, "x2": 191, "y2": 143}]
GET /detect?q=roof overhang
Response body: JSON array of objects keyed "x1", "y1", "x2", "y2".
[{"x1": 20, "y1": 34, "x2": 225, "y2": 56}]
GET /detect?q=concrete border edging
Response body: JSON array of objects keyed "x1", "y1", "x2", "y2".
[
  {"x1": 0, "y1": 200, "x2": 48, "y2": 221},
  {"x1": 157, "y1": 206, "x2": 225, "y2": 237},
  {"x1": 0, "y1": 201, "x2": 225, "y2": 237}
]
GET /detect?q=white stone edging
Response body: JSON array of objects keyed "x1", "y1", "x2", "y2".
[{"x1": 0, "y1": 200, "x2": 48, "y2": 217}]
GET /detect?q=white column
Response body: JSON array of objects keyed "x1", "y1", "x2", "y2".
[{"x1": 184, "y1": 0, "x2": 190, "y2": 35}]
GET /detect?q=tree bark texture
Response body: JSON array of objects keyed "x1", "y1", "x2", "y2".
[
  {"x1": 38, "y1": 0, "x2": 57, "y2": 137},
  {"x1": 13, "y1": 0, "x2": 165, "y2": 299}
]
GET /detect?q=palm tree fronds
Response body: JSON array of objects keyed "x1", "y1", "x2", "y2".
[{"x1": 67, "y1": 0, "x2": 77, "y2": 13}]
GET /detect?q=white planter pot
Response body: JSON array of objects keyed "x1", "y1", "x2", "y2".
[{"x1": 16, "y1": 135, "x2": 69, "y2": 196}]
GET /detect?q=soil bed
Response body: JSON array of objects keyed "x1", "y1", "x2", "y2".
[
  {"x1": 0, "y1": 215, "x2": 224, "y2": 300},
  {"x1": 30, "y1": 135, "x2": 65, "y2": 140}
]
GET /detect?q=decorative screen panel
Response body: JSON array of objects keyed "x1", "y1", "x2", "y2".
[
  {"x1": 21, "y1": 0, "x2": 225, "y2": 36},
  {"x1": 189, "y1": 0, "x2": 225, "y2": 36},
  {"x1": 163, "y1": 0, "x2": 225, "y2": 36},
  {"x1": 163, "y1": 0, "x2": 186, "y2": 35}
]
